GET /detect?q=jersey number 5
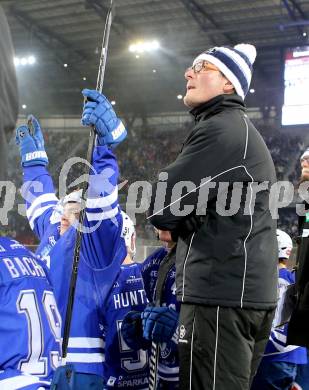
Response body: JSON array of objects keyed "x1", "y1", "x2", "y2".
[{"x1": 117, "y1": 320, "x2": 148, "y2": 373}]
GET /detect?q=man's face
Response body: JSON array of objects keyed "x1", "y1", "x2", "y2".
[
  {"x1": 183, "y1": 60, "x2": 230, "y2": 108},
  {"x1": 60, "y1": 202, "x2": 81, "y2": 235},
  {"x1": 300, "y1": 156, "x2": 309, "y2": 183},
  {"x1": 154, "y1": 228, "x2": 173, "y2": 247}
]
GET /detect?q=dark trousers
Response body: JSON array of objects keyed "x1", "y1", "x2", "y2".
[
  {"x1": 178, "y1": 304, "x2": 275, "y2": 390},
  {"x1": 158, "y1": 379, "x2": 179, "y2": 389}
]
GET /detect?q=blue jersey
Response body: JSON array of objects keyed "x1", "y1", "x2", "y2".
[
  {"x1": 21, "y1": 145, "x2": 127, "y2": 376},
  {"x1": 141, "y1": 247, "x2": 180, "y2": 383},
  {"x1": 102, "y1": 263, "x2": 149, "y2": 389},
  {"x1": 0, "y1": 237, "x2": 62, "y2": 390},
  {"x1": 264, "y1": 268, "x2": 307, "y2": 364}
]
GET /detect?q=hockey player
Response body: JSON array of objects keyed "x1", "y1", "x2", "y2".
[
  {"x1": 36, "y1": 189, "x2": 82, "y2": 269},
  {"x1": 102, "y1": 212, "x2": 149, "y2": 389},
  {"x1": 251, "y1": 229, "x2": 307, "y2": 390},
  {"x1": 15, "y1": 88, "x2": 128, "y2": 389},
  {"x1": 122, "y1": 229, "x2": 180, "y2": 390},
  {"x1": 0, "y1": 236, "x2": 62, "y2": 389}
]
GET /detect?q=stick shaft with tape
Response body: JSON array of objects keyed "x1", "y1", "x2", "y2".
[
  {"x1": 61, "y1": 0, "x2": 114, "y2": 362},
  {"x1": 149, "y1": 247, "x2": 177, "y2": 389}
]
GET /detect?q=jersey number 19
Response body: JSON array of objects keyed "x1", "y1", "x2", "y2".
[{"x1": 17, "y1": 289, "x2": 62, "y2": 376}]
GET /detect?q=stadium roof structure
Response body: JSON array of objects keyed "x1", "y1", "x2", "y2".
[{"x1": 2, "y1": 0, "x2": 309, "y2": 119}]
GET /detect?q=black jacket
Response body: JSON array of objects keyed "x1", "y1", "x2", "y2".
[
  {"x1": 149, "y1": 94, "x2": 278, "y2": 309},
  {"x1": 287, "y1": 201, "x2": 309, "y2": 347}
]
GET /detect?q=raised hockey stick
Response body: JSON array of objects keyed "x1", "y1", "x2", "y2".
[
  {"x1": 62, "y1": 0, "x2": 114, "y2": 361},
  {"x1": 51, "y1": 2, "x2": 115, "y2": 388}
]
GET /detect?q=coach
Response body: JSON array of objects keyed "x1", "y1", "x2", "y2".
[{"x1": 149, "y1": 44, "x2": 278, "y2": 390}]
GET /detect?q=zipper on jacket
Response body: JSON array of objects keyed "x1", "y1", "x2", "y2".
[{"x1": 181, "y1": 232, "x2": 195, "y2": 302}]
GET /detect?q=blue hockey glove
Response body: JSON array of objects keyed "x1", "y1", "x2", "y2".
[
  {"x1": 15, "y1": 115, "x2": 48, "y2": 167},
  {"x1": 81, "y1": 89, "x2": 127, "y2": 147},
  {"x1": 141, "y1": 305, "x2": 179, "y2": 343},
  {"x1": 121, "y1": 310, "x2": 151, "y2": 350}
]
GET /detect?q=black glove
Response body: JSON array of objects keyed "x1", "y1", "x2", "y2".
[{"x1": 121, "y1": 310, "x2": 151, "y2": 350}]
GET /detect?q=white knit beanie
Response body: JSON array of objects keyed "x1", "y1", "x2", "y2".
[{"x1": 193, "y1": 43, "x2": 257, "y2": 99}]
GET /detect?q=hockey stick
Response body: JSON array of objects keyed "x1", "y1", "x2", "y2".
[
  {"x1": 51, "y1": 2, "x2": 115, "y2": 388},
  {"x1": 149, "y1": 247, "x2": 177, "y2": 390},
  {"x1": 62, "y1": 0, "x2": 114, "y2": 361},
  {"x1": 149, "y1": 341, "x2": 160, "y2": 390}
]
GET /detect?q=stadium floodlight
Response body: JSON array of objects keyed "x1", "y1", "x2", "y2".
[
  {"x1": 28, "y1": 56, "x2": 36, "y2": 65},
  {"x1": 22, "y1": 104, "x2": 27, "y2": 109},
  {"x1": 177, "y1": 94, "x2": 183, "y2": 99},
  {"x1": 150, "y1": 40, "x2": 160, "y2": 50},
  {"x1": 111, "y1": 100, "x2": 116, "y2": 105},
  {"x1": 14, "y1": 55, "x2": 37, "y2": 66},
  {"x1": 20, "y1": 58, "x2": 27, "y2": 66},
  {"x1": 249, "y1": 88, "x2": 255, "y2": 93},
  {"x1": 129, "y1": 40, "x2": 160, "y2": 54}
]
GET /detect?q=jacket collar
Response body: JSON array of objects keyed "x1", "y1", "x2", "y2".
[{"x1": 190, "y1": 94, "x2": 246, "y2": 123}]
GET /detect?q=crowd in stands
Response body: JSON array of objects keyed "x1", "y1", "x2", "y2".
[
  {"x1": 263, "y1": 132, "x2": 305, "y2": 183},
  {"x1": 3, "y1": 121, "x2": 307, "y2": 243},
  {"x1": 278, "y1": 208, "x2": 299, "y2": 236}
]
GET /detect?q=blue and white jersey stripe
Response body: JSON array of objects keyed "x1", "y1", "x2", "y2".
[
  {"x1": 22, "y1": 166, "x2": 59, "y2": 237},
  {"x1": 26, "y1": 193, "x2": 58, "y2": 223},
  {"x1": 0, "y1": 372, "x2": 51, "y2": 390},
  {"x1": 86, "y1": 186, "x2": 118, "y2": 209},
  {"x1": 85, "y1": 153, "x2": 120, "y2": 225},
  {"x1": 158, "y1": 364, "x2": 179, "y2": 382},
  {"x1": 85, "y1": 204, "x2": 119, "y2": 222},
  {"x1": 67, "y1": 337, "x2": 105, "y2": 365}
]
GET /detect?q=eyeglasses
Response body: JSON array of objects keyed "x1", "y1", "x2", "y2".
[
  {"x1": 301, "y1": 156, "x2": 309, "y2": 164},
  {"x1": 186, "y1": 60, "x2": 219, "y2": 74}
]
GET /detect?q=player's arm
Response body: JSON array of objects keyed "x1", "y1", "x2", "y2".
[
  {"x1": 16, "y1": 116, "x2": 59, "y2": 239},
  {"x1": 82, "y1": 144, "x2": 125, "y2": 268},
  {"x1": 80, "y1": 89, "x2": 128, "y2": 271}
]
